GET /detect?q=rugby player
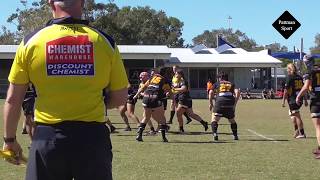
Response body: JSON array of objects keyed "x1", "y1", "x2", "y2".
[
  {"x1": 282, "y1": 63, "x2": 307, "y2": 138},
  {"x1": 173, "y1": 69, "x2": 208, "y2": 133},
  {"x1": 134, "y1": 68, "x2": 171, "y2": 142},
  {"x1": 209, "y1": 72, "x2": 240, "y2": 141},
  {"x1": 167, "y1": 65, "x2": 192, "y2": 124},
  {"x1": 139, "y1": 72, "x2": 157, "y2": 135},
  {"x1": 296, "y1": 55, "x2": 320, "y2": 159}
]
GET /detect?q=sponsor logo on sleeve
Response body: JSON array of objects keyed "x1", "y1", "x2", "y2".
[{"x1": 46, "y1": 35, "x2": 94, "y2": 76}]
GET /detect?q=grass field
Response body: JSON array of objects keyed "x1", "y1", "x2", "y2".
[{"x1": 0, "y1": 99, "x2": 320, "y2": 180}]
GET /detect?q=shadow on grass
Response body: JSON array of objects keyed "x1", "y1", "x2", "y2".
[
  {"x1": 115, "y1": 134, "x2": 136, "y2": 137},
  {"x1": 191, "y1": 123, "x2": 230, "y2": 126},
  {"x1": 247, "y1": 139, "x2": 289, "y2": 142},
  {"x1": 168, "y1": 131, "x2": 210, "y2": 135},
  {"x1": 169, "y1": 140, "x2": 234, "y2": 144},
  {"x1": 168, "y1": 131, "x2": 232, "y2": 135}
]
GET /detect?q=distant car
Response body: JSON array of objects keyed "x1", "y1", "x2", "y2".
[{"x1": 276, "y1": 89, "x2": 284, "y2": 98}]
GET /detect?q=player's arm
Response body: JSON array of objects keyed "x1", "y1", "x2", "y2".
[
  {"x1": 296, "y1": 79, "x2": 311, "y2": 105},
  {"x1": 173, "y1": 84, "x2": 187, "y2": 93},
  {"x1": 163, "y1": 83, "x2": 172, "y2": 97},
  {"x1": 134, "y1": 80, "x2": 149, "y2": 99}
]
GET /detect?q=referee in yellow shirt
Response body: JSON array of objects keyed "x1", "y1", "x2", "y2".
[{"x1": 2, "y1": 0, "x2": 128, "y2": 180}]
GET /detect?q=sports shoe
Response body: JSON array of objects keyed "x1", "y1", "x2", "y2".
[
  {"x1": 315, "y1": 154, "x2": 320, "y2": 159},
  {"x1": 146, "y1": 130, "x2": 157, "y2": 136},
  {"x1": 203, "y1": 121, "x2": 208, "y2": 131},
  {"x1": 136, "y1": 134, "x2": 143, "y2": 142},
  {"x1": 21, "y1": 128, "x2": 27, "y2": 135},
  {"x1": 186, "y1": 118, "x2": 192, "y2": 125},
  {"x1": 124, "y1": 126, "x2": 132, "y2": 131},
  {"x1": 162, "y1": 137, "x2": 169, "y2": 143},
  {"x1": 213, "y1": 135, "x2": 218, "y2": 141},
  {"x1": 233, "y1": 135, "x2": 239, "y2": 140},
  {"x1": 179, "y1": 128, "x2": 185, "y2": 133},
  {"x1": 110, "y1": 125, "x2": 116, "y2": 133},
  {"x1": 312, "y1": 148, "x2": 320, "y2": 155},
  {"x1": 295, "y1": 134, "x2": 306, "y2": 139}
]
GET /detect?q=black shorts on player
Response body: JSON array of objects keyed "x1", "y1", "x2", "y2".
[
  {"x1": 310, "y1": 99, "x2": 320, "y2": 118},
  {"x1": 213, "y1": 97, "x2": 235, "y2": 119},
  {"x1": 142, "y1": 96, "x2": 163, "y2": 109},
  {"x1": 288, "y1": 102, "x2": 302, "y2": 115},
  {"x1": 178, "y1": 98, "x2": 192, "y2": 109},
  {"x1": 127, "y1": 95, "x2": 137, "y2": 105}
]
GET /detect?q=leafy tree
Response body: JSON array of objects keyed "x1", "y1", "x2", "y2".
[
  {"x1": 6, "y1": 1, "x2": 184, "y2": 47},
  {"x1": 0, "y1": 26, "x2": 16, "y2": 44},
  {"x1": 310, "y1": 33, "x2": 320, "y2": 54},
  {"x1": 192, "y1": 28, "x2": 258, "y2": 51},
  {"x1": 265, "y1": 42, "x2": 288, "y2": 53},
  {"x1": 7, "y1": 0, "x2": 51, "y2": 42},
  {"x1": 93, "y1": 5, "x2": 184, "y2": 47}
]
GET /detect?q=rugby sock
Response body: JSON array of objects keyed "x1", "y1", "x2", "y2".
[
  {"x1": 299, "y1": 128, "x2": 305, "y2": 135},
  {"x1": 137, "y1": 123, "x2": 146, "y2": 135},
  {"x1": 160, "y1": 125, "x2": 168, "y2": 142},
  {"x1": 294, "y1": 125, "x2": 298, "y2": 130},
  {"x1": 184, "y1": 112, "x2": 192, "y2": 122},
  {"x1": 200, "y1": 120, "x2": 208, "y2": 131},
  {"x1": 231, "y1": 123, "x2": 238, "y2": 136},
  {"x1": 169, "y1": 111, "x2": 175, "y2": 122},
  {"x1": 179, "y1": 126, "x2": 184, "y2": 132},
  {"x1": 211, "y1": 121, "x2": 218, "y2": 135}
]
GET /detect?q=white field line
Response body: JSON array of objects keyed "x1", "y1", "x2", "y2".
[
  {"x1": 247, "y1": 129, "x2": 279, "y2": 142},
  {"x1": 240, "y1": 134, "x2": 286, "y2": 137}
]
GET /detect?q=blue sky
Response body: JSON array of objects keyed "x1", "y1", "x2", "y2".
[{"x1": 1, "y1": 0, "x2": 319, "y2": 52}]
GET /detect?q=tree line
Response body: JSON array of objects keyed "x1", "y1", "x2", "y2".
[{"x1": 0, "y1": 0, "x2": 318, "y2": 55}]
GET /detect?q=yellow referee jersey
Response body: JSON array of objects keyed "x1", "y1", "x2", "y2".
[{"x1": 9, "y1": 17, "x2": 128, "y2": 124}]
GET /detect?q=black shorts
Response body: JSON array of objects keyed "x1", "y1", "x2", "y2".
[
  {"x1": 288, "y1": 102, "x2": 302, "y2": 115},
  {"x1": 178, "y1": 98, "x2": 192, "y2": 109},
  {"x1": 26, "y1": 121, "x2": 112, "y2": 180},
  {"x1": 174, "y1": 94, "x2": 179, "y2": 102},
  {"x1": 213, "y1": 97, "x2": 235, "y2": 119},
  {"x1": 310, "y1": 99, "x2": 320, "y2": 118},
  {"x1": 127, "y1": 95, "x2": 137, "y2": 105},
  {"x1": 22, "y1": 98, "x2": 35, "y2": 116},
  {"x1": 127, "y1": 98, "x2": 137, "y2": 105},
  {"x1": 142, "y1": 97, "x2": 163, "y2": 109}
]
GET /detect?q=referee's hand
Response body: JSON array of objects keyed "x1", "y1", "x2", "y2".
[{"x1": 2, "y1": 141, "x2": 23, "y2": 165}]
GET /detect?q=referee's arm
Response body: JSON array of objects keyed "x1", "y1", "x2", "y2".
[
  {"x1": 3, "y1": 83, "x2": 28, "y2": 138},
  {"x1": 106, "y1": 88, "x2": 127, "y2": 109},
  {"x1": 106, "y1": 46, "x2": 128, "y2": 109}
]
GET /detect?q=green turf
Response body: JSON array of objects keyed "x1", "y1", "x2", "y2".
[{"x1": 0, "y1": 99, "x2": 320, "y2": 180}]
